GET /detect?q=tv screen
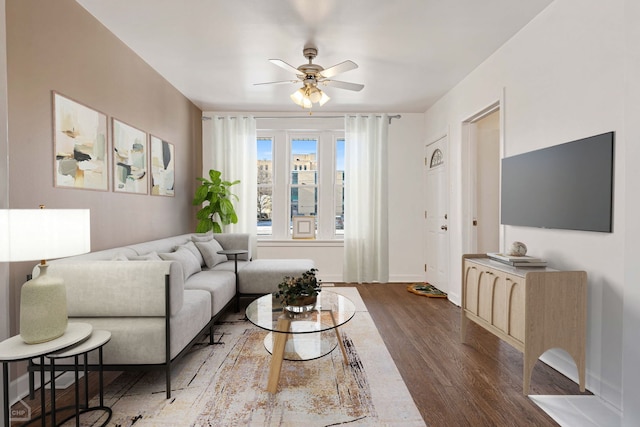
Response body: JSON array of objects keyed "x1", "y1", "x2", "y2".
[{"x1": 501, "y1": 131, "x2": 614, "y2": 232}]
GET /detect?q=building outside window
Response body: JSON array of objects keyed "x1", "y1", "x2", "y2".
[{"x1": 256, "y1": 130, "x2": 344, "y2": 240}]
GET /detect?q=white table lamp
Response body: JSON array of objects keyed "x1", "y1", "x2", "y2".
[{"x1": 0, "y1": 207, "x2": 90, "y2": 344}]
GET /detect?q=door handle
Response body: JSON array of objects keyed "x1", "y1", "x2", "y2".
[{"x1": 441, "y1": 225, "x2": 448, "y2": 230}]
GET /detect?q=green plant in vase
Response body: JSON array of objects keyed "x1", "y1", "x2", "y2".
[
  {"x1": 193, "y1": 169, "x2": 240, "y2": 233},
  {"x1": 273, "y1": 268, "x2": 321, "y2": 311}
]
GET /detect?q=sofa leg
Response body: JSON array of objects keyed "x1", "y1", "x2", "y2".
[
  {"x1": 209, "y1": 324, "x2": 214, "y2": 345},
  {"x1": 166, "y1": 367, "x2": 171, "y2": 399}
]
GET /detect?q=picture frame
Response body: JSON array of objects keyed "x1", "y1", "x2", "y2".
[
  {"x1": 150, "y1": 135, "x2": 175, "y2": 197},
  {"x1": 292, "y1": 216, "x2": 316, "y2": 239},
  {"x1": 112, "y1": 118, "x2": 148, "y2": 194},
  {"x1": 52, "y1": 92, "x2": 108, "y2": 191}
]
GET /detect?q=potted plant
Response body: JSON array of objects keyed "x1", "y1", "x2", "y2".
[
  {"x1": 193, "y1": 169, "x2": 240, "y2": 233},
  {"x1": 273, "y1": 268, "x2": 321, "y2": 312}
]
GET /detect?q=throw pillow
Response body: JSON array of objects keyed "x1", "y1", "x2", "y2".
[
  {"x1": 159, "y1": 247, "x2": 202, "y2": 280},
  {"x1": 129, "y1": 251, "x2": 162, "y2": 261},
  {"x1": 195, "y1": 239, "x2": 228, "y2": 268},
  {"x1": 191, "y1": 232, "x2": 214, "y2": 242},
  {"x1": 176, "y1": 241, "x2": 205, "y2": 267},
  {"x1": 111, "y1": 253, "x2": 129, "y2": 261}
]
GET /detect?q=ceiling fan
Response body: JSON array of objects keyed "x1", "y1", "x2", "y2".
[{"x1": 255, "y1": 46, "x2": 364, "y2": 109}]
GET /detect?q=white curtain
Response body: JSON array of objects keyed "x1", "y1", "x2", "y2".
[
  {"x1": 206, "y1": 115, "x2": 257, "y2": 235},
  {"x1": 343, "y1": 114, "x2": 389, "y2": 283}
]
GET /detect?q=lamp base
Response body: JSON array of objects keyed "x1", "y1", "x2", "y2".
[{"x1": 20, "y1": 263, "x2": 68, "y2": 344}]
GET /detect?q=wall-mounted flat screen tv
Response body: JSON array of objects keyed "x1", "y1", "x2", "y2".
[{"x1": 501, "y1": 131, "x2": 614, "y2": 232}]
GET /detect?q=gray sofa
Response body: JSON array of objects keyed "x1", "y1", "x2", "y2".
[{"x1": 30, "y1": 232, "x2": 313, "y2": 398}]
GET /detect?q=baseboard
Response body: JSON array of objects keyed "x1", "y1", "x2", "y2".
[
  {"x1": 539, "y1": 349, "x2": 622, "y2": 412},
  {"x1": 388, "y1": 274, "x2": 426, "y2": 283},
  {"x1": 9, "y1": 369, "x2": 81, "y2": 407}
]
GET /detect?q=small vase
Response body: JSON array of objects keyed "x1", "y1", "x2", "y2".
[{"x1": 284, "y1": 295, "x2": 317, "y2": 313}]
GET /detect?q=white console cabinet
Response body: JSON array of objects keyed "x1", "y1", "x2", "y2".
[{"x1": 461, "y1": 254, "x2": 587, "y2": 395}]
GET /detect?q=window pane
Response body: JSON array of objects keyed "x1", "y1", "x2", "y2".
[
  {"x1": 290, "y1": 139, "x2": 317, "y2": 185},
  {"x1": 257, "y1": 138, "x2": 273, "y2": 235},
  {"x1": 335, "y1": 138, "x2": 345, "y2": 235},
  {"x1": 290, "y1": 138, "x2": 318, "y2": 236}
]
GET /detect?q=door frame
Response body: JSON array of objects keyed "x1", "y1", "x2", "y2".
[{"x1": 461, "y1": 95, "x2": 505, "y2": 257}]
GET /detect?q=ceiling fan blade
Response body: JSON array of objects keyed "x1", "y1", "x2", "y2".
[
  {"x1": 322, "y1": 79, "x2": 364, "y2": 92},
  {"x1": 269, "y1": 59, "x2": 302, "y2": 75},
  {"x1": 254, "y1": 79, "x2": 299, "y2": 86},
  {"x1": 318, "y1": 60, "x2": 358, "y2": 79}
]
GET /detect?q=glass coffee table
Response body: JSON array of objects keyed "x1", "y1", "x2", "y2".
[{"x1": 245, "y1": 291, "x2": 356, "y2": 393}]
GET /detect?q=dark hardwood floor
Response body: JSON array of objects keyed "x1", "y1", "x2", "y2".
[
  {"x1": 347, "y1": 282, "x2": 589, "y2": 426},
  {"x1": 11, "y1": 282, "x2": 588, "y2": 426}
]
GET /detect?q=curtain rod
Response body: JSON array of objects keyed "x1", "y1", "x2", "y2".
[{"x1": 202, "y1": 114, "x2": 401, "y2": 124}]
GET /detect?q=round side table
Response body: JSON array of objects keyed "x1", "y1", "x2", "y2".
[
  {"x1": 0, "y1": 322, "x2": 92, "y2": 427},
  {"x1": 47, "y1": 330, "x2": 112, "y2": 427},
  {"x1": 217, "y1": 249, "x2": 249, "y2": 311}
]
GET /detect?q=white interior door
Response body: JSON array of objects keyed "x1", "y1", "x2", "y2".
[
  {"x1": 470, "y1": 109, "x2": 501, "y2": 254},
  {"x1": 425, "y1": 136, "x2": 449, "y2": 293}
]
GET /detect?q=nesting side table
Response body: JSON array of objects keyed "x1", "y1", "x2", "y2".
[
  {"x1": 0, "y1": 323, "x2": 92, "y2": 427},
  {"x1": 47, "y1": 329, "x2": 112, "y2": 427}
]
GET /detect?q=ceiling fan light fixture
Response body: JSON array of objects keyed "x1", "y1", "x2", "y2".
[
  {"x1": 290, "y1": 85, "x2": 329, "y2": 109},
  {"x1": 290, "y1": 88, "x2": 306, "y2": 107},
  {"x1": 319, "y1": 91, "x2": 330, "y2": 106}
]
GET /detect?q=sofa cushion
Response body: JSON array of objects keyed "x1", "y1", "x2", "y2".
[
  {"x1": 185, "y1": 270, "x2": 236, "y2": 315},
  {"x1": 126, "y1": 234, "x2": 192, "y2": 256},
  {"x1": 238, "y1": 259, "x2": 315, "y2": 294},
  {"x1": 111, "y1": 253, "x2": 129, "y2": 261},
  {"x1": 68, "y1": 289, "x2": 210, "y2": 365},
  {"x1": 129, "y1": 251, "x2": 162, "y2": 261},
  {"x1": 176, "y1": 241, "x2": 204, "y2": 266},
  {"x1": 45, "y1": 261, "x2": 183, "y2": 317},
  {"x1": 191, "y1": 231, "x2": 213, "y2": 242},
  {"x1": 195, "y1": 239, "x2": 228, "y2": 268},
  {"x1": 159, "y1": 247, "x2": 201, "y2": 280}
]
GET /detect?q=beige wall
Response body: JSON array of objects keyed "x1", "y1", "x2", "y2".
[{"x1": 6, "y1": 0, "x2": 202, "y2": 335}]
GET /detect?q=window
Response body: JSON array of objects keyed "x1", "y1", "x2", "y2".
[
  {"x1": 290, "y1": 138, "x2": 318, "y2": 234},
  {"x1": 256, "y1": 130, "x2": 344, "y2": 240},
  {"x1": 335, "y1": 138, "x2": 345, "y2": 235},
  {"x1": 257, "y1": 137, "x2": 273, "y2": 235}
]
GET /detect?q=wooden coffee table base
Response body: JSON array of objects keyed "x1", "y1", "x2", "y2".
[{"x1": 266, "y1": 311, "x2": 349, "y2": 394}]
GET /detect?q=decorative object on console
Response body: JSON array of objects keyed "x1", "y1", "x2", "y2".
[
  {"x1": 0, "y1": 206, "x2": 90, "y2": 344},
  {"x1": 487, "y1": 252, "x2": 547, "y2": 268},
  {"x1": 273, "y1": 268, "x2": 321, "y2": 313},
  {"x1": 193, "y1": 169, "x2": 240, "y2": 233},
  {"x1": 508, "y1": 241, "x2": 527, "y2": 256}
]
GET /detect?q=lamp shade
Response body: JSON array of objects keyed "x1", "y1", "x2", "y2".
[{"x1": 0, "y1": 209, "x2": 91, "y2": 262}]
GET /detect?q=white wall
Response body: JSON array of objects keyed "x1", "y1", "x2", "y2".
[
  {"x1": 424, "y1": 0, "x2": 629, "y2": 416},
  {"x1": 203, "y1": 113, "x2": 425, "y2": 283},
  {"x1": 622, "y1": 0, "x2": 640, "y2": 424}
]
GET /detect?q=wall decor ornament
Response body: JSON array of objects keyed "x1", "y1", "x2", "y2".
[
  {"x1": 292, "y1": 216, "x2": 315, "y2": 239},
  {"x1": 112, "y1": 119, "x2": 148, "y2": 194},
  {"x1": 150, "y1": 135, "x2": 175, "y2": 197},
  {"x1": 53, "y1": 92, "x2": 108, "y2": 191}
]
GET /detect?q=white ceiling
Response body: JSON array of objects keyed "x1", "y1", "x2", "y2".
[{"x1": 76, "y1": 0, "x2": 553, "y2": 113}]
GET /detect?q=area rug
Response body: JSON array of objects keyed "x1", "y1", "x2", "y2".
[
  {"x1": 407, "y1": 283, "x2": 447, "y2": 298},
  {"x1": 84, "y1": 288, "x2": 426, "y2": 426}
]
